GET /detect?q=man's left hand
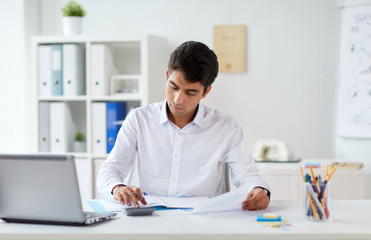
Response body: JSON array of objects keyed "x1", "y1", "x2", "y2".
[{"x1": 242, "y1": 187, "x2": 270, "y2": 210}]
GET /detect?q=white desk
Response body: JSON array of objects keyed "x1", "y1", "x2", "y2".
[{"x1": 1, "y1": 200, "x2": 371, "y2": 240}]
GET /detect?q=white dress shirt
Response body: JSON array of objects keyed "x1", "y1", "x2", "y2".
[{"x1": 97, "y1": 100, "x2": 270, "y2": 199}]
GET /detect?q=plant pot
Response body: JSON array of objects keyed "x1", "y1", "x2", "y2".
[
  {"x1": 73, "y1": 141, "x2": 86, "y2": 152},
  {"x1": 63, "y1": 16, "x2": 83, "y2": 36}
]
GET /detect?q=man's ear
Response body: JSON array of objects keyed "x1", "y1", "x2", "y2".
[
  {"x1": 202, "y1": 86, "x2": 212, "y2": 98},
  {"x1": 166, "y1": 70, "x2": 169, "y2": 80}
]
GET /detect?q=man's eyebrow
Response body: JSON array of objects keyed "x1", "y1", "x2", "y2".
[{"x1": 169, "y1": 80, "x2": 200, "y2": 93}]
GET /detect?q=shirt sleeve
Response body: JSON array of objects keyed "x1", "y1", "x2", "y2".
[
  {"x1": 223, "y1": 120, "x2": 271, "y2": 194},
  {"x1": 96, "y1": 110, "x2": 138, "y2": 199}
]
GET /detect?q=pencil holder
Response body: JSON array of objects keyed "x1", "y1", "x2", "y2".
[{"x1": 303, "y1": 182, "x2": 332, "y2": 221}]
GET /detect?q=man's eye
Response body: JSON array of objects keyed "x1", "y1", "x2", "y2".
[{"x1": 187, "y1": 92, "x2": 196, "y2": 96}]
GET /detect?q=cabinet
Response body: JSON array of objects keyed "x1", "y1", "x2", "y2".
[
  {"x1": 256, "y1": 159, "x2": 365, "y2": 200},
  {"x1": 31, "y1": 35, "x2": 168, "y2": 201}
]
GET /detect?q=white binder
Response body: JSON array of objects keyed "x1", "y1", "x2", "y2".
[
  {"x1": 92, "y1": 102, "x2": 107, "y2": 154},
  {"x1": 91, "y1": 44, "x2": 117, "y2": 96},
  {"x1": 50, "y1": 102, "x2": 74, "y2": 153},
  {"x1": 38, "y1": 45, "x2": 52, "y2": 96},
  {"x1": 63, "y1": 44, "x2": 85, "y2": 96},
  {"x1": 38, "y1": 102, "x2": 50, "y2": 152}
]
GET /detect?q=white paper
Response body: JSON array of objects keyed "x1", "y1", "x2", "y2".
[
  {"x1": 337, "y1": 5, "x2": 371, "y2": 138},
  {"x1": 160, "y1": 197, "x2": 207, "y2": 208},
  {"x1": 189, "y1": 185, "x2": 250, "y2": 214},
  {"x1": 87, "y1": 195, "x2": 208, "y2": 212}
]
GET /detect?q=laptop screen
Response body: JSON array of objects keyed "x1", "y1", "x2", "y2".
[{"x1": 0, "y1": 154, "x2": 85, "y2": 223}]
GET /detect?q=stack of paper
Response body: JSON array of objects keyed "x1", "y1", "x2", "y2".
[{"x1": 87, "y1": 185, "x2": 251, "y2": 214}]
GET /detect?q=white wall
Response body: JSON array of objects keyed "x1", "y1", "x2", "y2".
[
  {"x1": 1, "y1": 0, "x2": 369, "y2": 196},
  {"x1": 0, "y1": 0, "x2": 27, "y2": 153},
  {"x1": 36, "y1": 0, "x2": 340, "y2": 159},
  {"x1": 0, "y1": 0, "x2": 39, "y2": 154}
]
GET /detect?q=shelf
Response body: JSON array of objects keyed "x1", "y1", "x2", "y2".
[
  {"x1": 32, "y1": 35, "x2": 168, "y2": 200},
  {"x1": 38, "y1": 96, "x2": 87, "y2": 101},
  {"x1": 90, "y1": 95, "x2": 142, "y2": 102},
  {"x1": 32, "y1": 35, "x2": 149, "y2": 44}
]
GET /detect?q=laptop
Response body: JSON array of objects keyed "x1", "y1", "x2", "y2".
[{"x1": 0, "y1": 154, "x2": 116, "y2": 225}]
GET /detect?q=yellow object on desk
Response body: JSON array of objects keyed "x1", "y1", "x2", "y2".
[{"x1": 330, "y1": 162, "x2": 363, "y2": 170}]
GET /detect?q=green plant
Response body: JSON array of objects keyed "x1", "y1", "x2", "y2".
[
  {"x1": 62, "y1": 0, "x2": 85, "y2": 17},
  {"x1": 75, "y1": 132, "x2": 85, "y2": 142}
]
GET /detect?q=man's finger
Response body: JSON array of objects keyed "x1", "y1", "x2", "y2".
[
  {"x1": 126, "y1": 188, "x2": 140, "y2": 208},
  {"x1": 123, "y1": 191, "x2": 133, "y2": 206}
]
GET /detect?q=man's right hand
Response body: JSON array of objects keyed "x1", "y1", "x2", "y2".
[{"x1": 112, "y1": 185, "x2": 147, "y2": 208}]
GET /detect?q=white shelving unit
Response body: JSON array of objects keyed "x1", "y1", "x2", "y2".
[{"x1": 31, "y1": 35, "x2": 169, "y2": 201}]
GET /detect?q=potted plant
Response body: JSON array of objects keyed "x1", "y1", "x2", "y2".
[
  {"x1": 74, "y1": 131, "x2": 86, "y2": 152},
  {"x1": 61, "y1": 0, "x2": 85, "y2": 36}
]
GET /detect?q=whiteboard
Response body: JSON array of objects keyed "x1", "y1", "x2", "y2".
[{"x1": 337, "y1": 5, "x2": 371, "y2": 138}]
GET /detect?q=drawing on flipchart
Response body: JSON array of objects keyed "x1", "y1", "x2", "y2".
[{"x1": 337, "y1": 7, "x2": 371, "y2": 138}]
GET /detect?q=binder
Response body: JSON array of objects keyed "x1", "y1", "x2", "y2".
[
  {"x1": 92, "y1": 102, "x2": 107, "y2": 154},
  {"x1": 38, "y1": 45, "x2": 52, "y2": 96},
  {"x1": 91, "y1": 44, "x2": 117, "y2": 96},
  {"x1": 63, "y1": 44, "x2": 85, "y2": 96},
  {"x1": 38, "y1": 102, "x2": 50, "y2": 152},
  {"x1": 106, "y1": 102, "x2": 127, "y2": 153},
  {"x1": 51, "y1": 44, "x2": 63, "y2": 96},
  {"x1": 50, "y1": 102, "x2": 74, "y2": 153}
]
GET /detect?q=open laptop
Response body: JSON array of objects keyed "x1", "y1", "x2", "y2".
[{"x1": 0, "y1": 154, "x2": 116, "y2": 225}]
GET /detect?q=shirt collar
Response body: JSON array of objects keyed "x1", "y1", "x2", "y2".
[
  {"x1": 158, "y1": 100, "x2": 205, "y2": 128},
  {"x1": 159, "y1": 100, "x2": 169, "y2": 124},
  {"x1": 192, "y1": 103, "x2": 205, "y2": 128}
]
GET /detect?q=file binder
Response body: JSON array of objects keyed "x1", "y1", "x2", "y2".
[
  {"x1": 50, "y1": 102, "x2": 74, "y2": 153},
  {"x1": 106, "y1": 102, "x2": 126, "y2": 153},
  {"x1": 63, "y1": 44, "x2": 85, "y2": 96},
  {"x1": 38, "y1": 45, "x2": 52, "y2": 96},
  {"x1": 38, "y1": 102, "x2": 50, "y2": 152},
  {"x1": 91, "y1": 44, "x2": 117, "y2": 96},
  {"x1": 51, "y1": 44, "x2": 63, "y2": 96},
  {"x1": 92, "y1": 102, "x2": 107, "y2": 154}
]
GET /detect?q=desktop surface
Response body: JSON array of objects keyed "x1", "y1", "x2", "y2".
[{"x1": 0, "y1": 200, "x2": 370, "y2": 240}]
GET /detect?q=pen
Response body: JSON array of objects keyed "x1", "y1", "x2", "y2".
[
  {"x1": 307, "y1": 192, "x2": 319, "y2": 220},
  {"x1": 306, "y1": 183, "x2": 325, "y2": 219}
]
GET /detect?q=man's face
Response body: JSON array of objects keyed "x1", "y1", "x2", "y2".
[{"x1": 166, "y1": 70, "x2": 211, "y2": 121}]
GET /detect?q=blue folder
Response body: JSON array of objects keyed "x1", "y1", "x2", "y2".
[
  {"x1": 106, "y1": 102, "x2": 127, "y2": 153},
  {"x1": 51, "y1": 44, "x2": 63, "y2": 96}
]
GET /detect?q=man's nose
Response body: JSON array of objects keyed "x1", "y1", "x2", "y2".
[{"x1": 174, "y1": 91, "x2": 184, "y2": 104}]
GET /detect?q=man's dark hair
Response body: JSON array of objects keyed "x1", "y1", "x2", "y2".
[{"x1": 168, "y1": 41, "x2": 219, "y2": 94}]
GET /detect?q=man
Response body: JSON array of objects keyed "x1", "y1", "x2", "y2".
[{"x1": 97, "y1": 41, "x2": 270, "y2": 210}]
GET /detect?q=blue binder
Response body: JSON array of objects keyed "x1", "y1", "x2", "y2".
[
  {"x1": 106, "y1": 102, "x2": 127, "y2": 153},
  {"x1": 51, "y1": 44, "x2": 63, "y2": 95}
]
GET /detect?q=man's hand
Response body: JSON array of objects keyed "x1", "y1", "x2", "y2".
[
  {"x1": 242, "y1": 187, "x2": 269, "y2": 211},
  {"x1": 112, "y1": 185, "x2": 147, "y2": 208}
]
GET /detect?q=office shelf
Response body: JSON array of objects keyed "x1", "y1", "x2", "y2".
[{"x1": 31, "y1": 35, "x2": 168, "y2": 201}]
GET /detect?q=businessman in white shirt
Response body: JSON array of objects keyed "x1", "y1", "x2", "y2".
[{"x1": 97, "y1": 41, "x2": 270, "y2": 210}]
